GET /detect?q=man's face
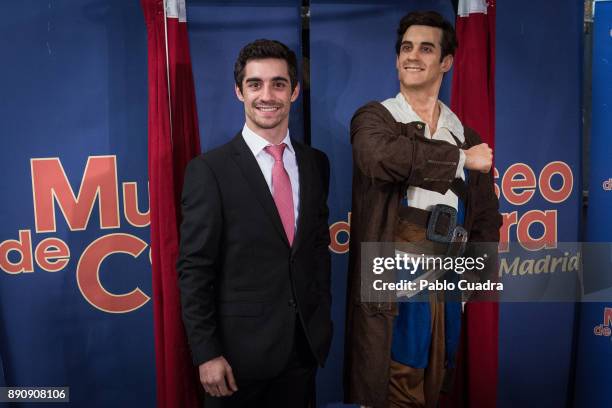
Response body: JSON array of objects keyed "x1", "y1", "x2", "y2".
[
  {"x1": 396, "y1": 25, "x2": 453, "y2": 91},
  {"x1": 235, "y1": 58, "x2": 299, "y2": 133}
]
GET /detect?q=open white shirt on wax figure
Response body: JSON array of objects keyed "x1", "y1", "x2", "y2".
[
  {"x1": 382, "y1": 92, "x2": 467, "y2": 211},
  {"x1": 241, "y1": 123, "x2": 300, "y2": 227}
]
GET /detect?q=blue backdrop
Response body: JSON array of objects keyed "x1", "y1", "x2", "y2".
[
  {"x1": 0, "y1": 1, "x2": 154, "y2": 406},
  {"x1": 187, "y1": 0, "x2": 303, "y2": 150},
  {"x1": 572, "y1": 1, "x2": 612, "y2": 406},
  {"x1": 0, "y1": 1, "x2": 596, "y2": 407},
  {"x1": 496, "y1": 1, "x2": 583, "y2": 407}
]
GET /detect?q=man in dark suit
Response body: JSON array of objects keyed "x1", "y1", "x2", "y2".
[{"x1": 177, "y1": 39, "x2": 332, "y2": 408}]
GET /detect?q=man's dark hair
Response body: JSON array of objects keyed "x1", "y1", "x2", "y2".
[
  {"x1": 234, "y1": 39, "x2": 298, "y2": 92},
  {"x1": 395, "y1": 11, "x2": 458, "y2": 61}
]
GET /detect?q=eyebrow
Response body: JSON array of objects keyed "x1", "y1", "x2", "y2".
[
  {"x1": 245, "y1": 76, "x2": 289, "y2": 83},
  {"x1": 401, "y1": 40, "x2": 437, "y2": 48}
]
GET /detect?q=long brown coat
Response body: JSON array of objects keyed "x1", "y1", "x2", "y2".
[{"x1": 343, "y1": 102, "x2": 502, "y2": 407}]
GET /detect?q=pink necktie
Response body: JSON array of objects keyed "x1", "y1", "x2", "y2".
[{"x1": 264, "y1": 143, "x2": 295, "y2": 245}]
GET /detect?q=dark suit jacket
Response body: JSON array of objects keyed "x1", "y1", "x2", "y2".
[{"x1": 177, "y1": 133, "x2": 333, "y2": 381}]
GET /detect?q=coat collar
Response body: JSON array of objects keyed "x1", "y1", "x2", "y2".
[{"x1": 381, "y1": 93, "x2": 465, "y2": 144}]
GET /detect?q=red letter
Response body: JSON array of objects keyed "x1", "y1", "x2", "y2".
[
  {"x1": 0, "y1": 230, "x2": 34, "y2": 274},
  {"x1": 123, "y1": 182, "x2": 150, "y2": 227},
  {"x1": 35, "y1": 238, "x2": 70, "y2": 272},
  {"x1": 493, "y1": 167, "x2": 500, "y2": 199},
  {"x1": 498, "y1": 212, "x2": 517, "y2": 253},
  {"x1": 539, "y1": 161, "x2": 573, "y2": 203},
  {"x1": 76, "y1": 233, "x2": 150, "y2": 313},
  {"x1": 329, "y1": 213, "x2": 351, "y2": 254},
  {"x1": 31, "y1": 156, "x2": 120, "y2": 233},
  {"x1": 517, "y1": 210, "x2": 557, "y2": 251},
  {"x1": 604, "y1": 308, "x2": 612, "y2": 327},
  {"x1": 502, "y1": 163, "x2": 536, "y2": 206}
]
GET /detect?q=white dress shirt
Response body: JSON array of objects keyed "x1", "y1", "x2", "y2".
[
  {"x1": 381, "y1": 93, "x2": 467, "y2": 211},
  {"x1": 241, "y1": 124, "x2": 300, "y2": 226}
]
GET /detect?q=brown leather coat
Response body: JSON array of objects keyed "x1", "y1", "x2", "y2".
[{"x1": 343, "y1": 102, "x2": 502, "y2": 407}]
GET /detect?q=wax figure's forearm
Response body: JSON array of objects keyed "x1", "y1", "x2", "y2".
[
  {"x1": 469, "y1": 169, "x2": 503, "y2": 243},
  {"x1": 351, "y1": 102, "x2": 460, "y2": 193},
  {"x1": 461, "y1": 132, "x2": 503, "y2": 294},
  {"x1": 460, "y1": 130, "x2": 502, "y2": 242},
  {"x1": 177, "y1": 157, "x2": 223, "y2": 365}
]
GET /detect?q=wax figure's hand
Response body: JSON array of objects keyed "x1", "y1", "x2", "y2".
[
  {"x1": 198, "y1": 356, "x2": 238, "y2": 397},
  {"x1": 464, "y1": 143, "x2": 493, "y2": 173}
]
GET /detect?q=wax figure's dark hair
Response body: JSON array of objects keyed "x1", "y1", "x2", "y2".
[
  {"x1": 234, "y1": 39, "x2": 298, "y2": 92},
  {"x1": 395, "y1": 11, "x2": 458, "y2": 61}
]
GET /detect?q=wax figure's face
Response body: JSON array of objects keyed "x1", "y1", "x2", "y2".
[
  {"x1": 235, "y1": 58, "x2": 299, "y2": 134},
  {"x1": 396, "y1": 25, "x2": 453, "y2": 92}
]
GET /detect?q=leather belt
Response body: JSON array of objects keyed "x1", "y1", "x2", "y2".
[
  {"x1": 397, "y1": 205, "x2": 433, "y2": 228},
  {"x1": 397, "y1": 205, "x2": 453, "y2": 241},
  {"x1": 397, "y1": 204, "x2": 468, "y2": 256}
]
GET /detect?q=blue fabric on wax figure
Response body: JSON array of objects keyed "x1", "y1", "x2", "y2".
[{"x1": 391, "y1": 173, "x2": 466, "y2": 369}]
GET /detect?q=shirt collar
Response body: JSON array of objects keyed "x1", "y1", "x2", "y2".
[
  {"x1": 395, "y1": 93, "x2": 464, "y2": 143},
  {"x1": 241, "y1": 123, "x2": 294, "y2": 157}
]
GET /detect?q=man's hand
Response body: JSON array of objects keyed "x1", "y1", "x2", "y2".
[
  {"x1": 198, "y1": 356, "x2": 238, "y2": 397},
  {"x1": 464, "y1": 143, "x2": 493, "y2": 173}
]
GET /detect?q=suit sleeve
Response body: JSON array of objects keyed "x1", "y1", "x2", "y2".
[
  {"x1": 351, "y1": 103, "x2": 461, "y2": 194},
  {"x1": 177, "y1": 157, "x2": 223, "y2": 366},
  {"x1": 314, "y1": 151, "x2": 332, "y2": 311}
]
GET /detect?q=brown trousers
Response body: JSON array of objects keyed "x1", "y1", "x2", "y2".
[{"x1": 388, "y1": 223, "x2": 448, "y2": 408}]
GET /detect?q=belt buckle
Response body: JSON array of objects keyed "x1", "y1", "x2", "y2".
[
  {"x1": 426, "y1": 204, "x2": 457, "y2": 243},
  {"x1": 447, "y1": 225, "x2": 468, "y2": 257}
]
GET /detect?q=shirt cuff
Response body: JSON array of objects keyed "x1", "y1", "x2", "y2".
[{"x1": 455, "y1": 149, "x2": 466, "y2": 179}]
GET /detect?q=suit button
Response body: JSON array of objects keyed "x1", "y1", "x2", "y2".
[
  {"x1": 288, "y1": 299, "x2": 297, "y2": 308},
  {"x1": 416, "y1": 123, "x2": 423, "y2": 130}
]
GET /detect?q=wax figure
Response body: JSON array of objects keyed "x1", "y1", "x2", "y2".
[
  {"x1": 343, "y1": 11, "x2": 502, "y2": 408},
  {"x1": 177, "y1": 39, "x2": 332, "y2": 408}
]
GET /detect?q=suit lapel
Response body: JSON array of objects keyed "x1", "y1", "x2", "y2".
[
  {"x1": 229, "y1": 133, "x2": 289, "y2": 246},
  {"x1": 292, "y1": 141, "x2": 311, "y2": 254}
]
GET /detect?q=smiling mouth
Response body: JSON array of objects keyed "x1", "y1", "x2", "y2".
[
  {"x1": 404, "y1": 66, "x2": 424, "y2": 72},
  {"x1": 256, "y1": 105, "x2": 280, "y2": 112}
]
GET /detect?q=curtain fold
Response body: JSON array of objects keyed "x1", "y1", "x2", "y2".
[
  {"x1": 141, "y1": 0, "x2": 201, "y2": 406},
  {"x1": 446, "y1": 1, "x2": 498, "y2": 407}
]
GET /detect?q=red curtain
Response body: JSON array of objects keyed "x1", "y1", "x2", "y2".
[
  {"x1": 141, "y1": 1, "x2": 201, "y2": 407},
  {"x1": 447, "y1": 1, "x2": 498, "y2": 407}
]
